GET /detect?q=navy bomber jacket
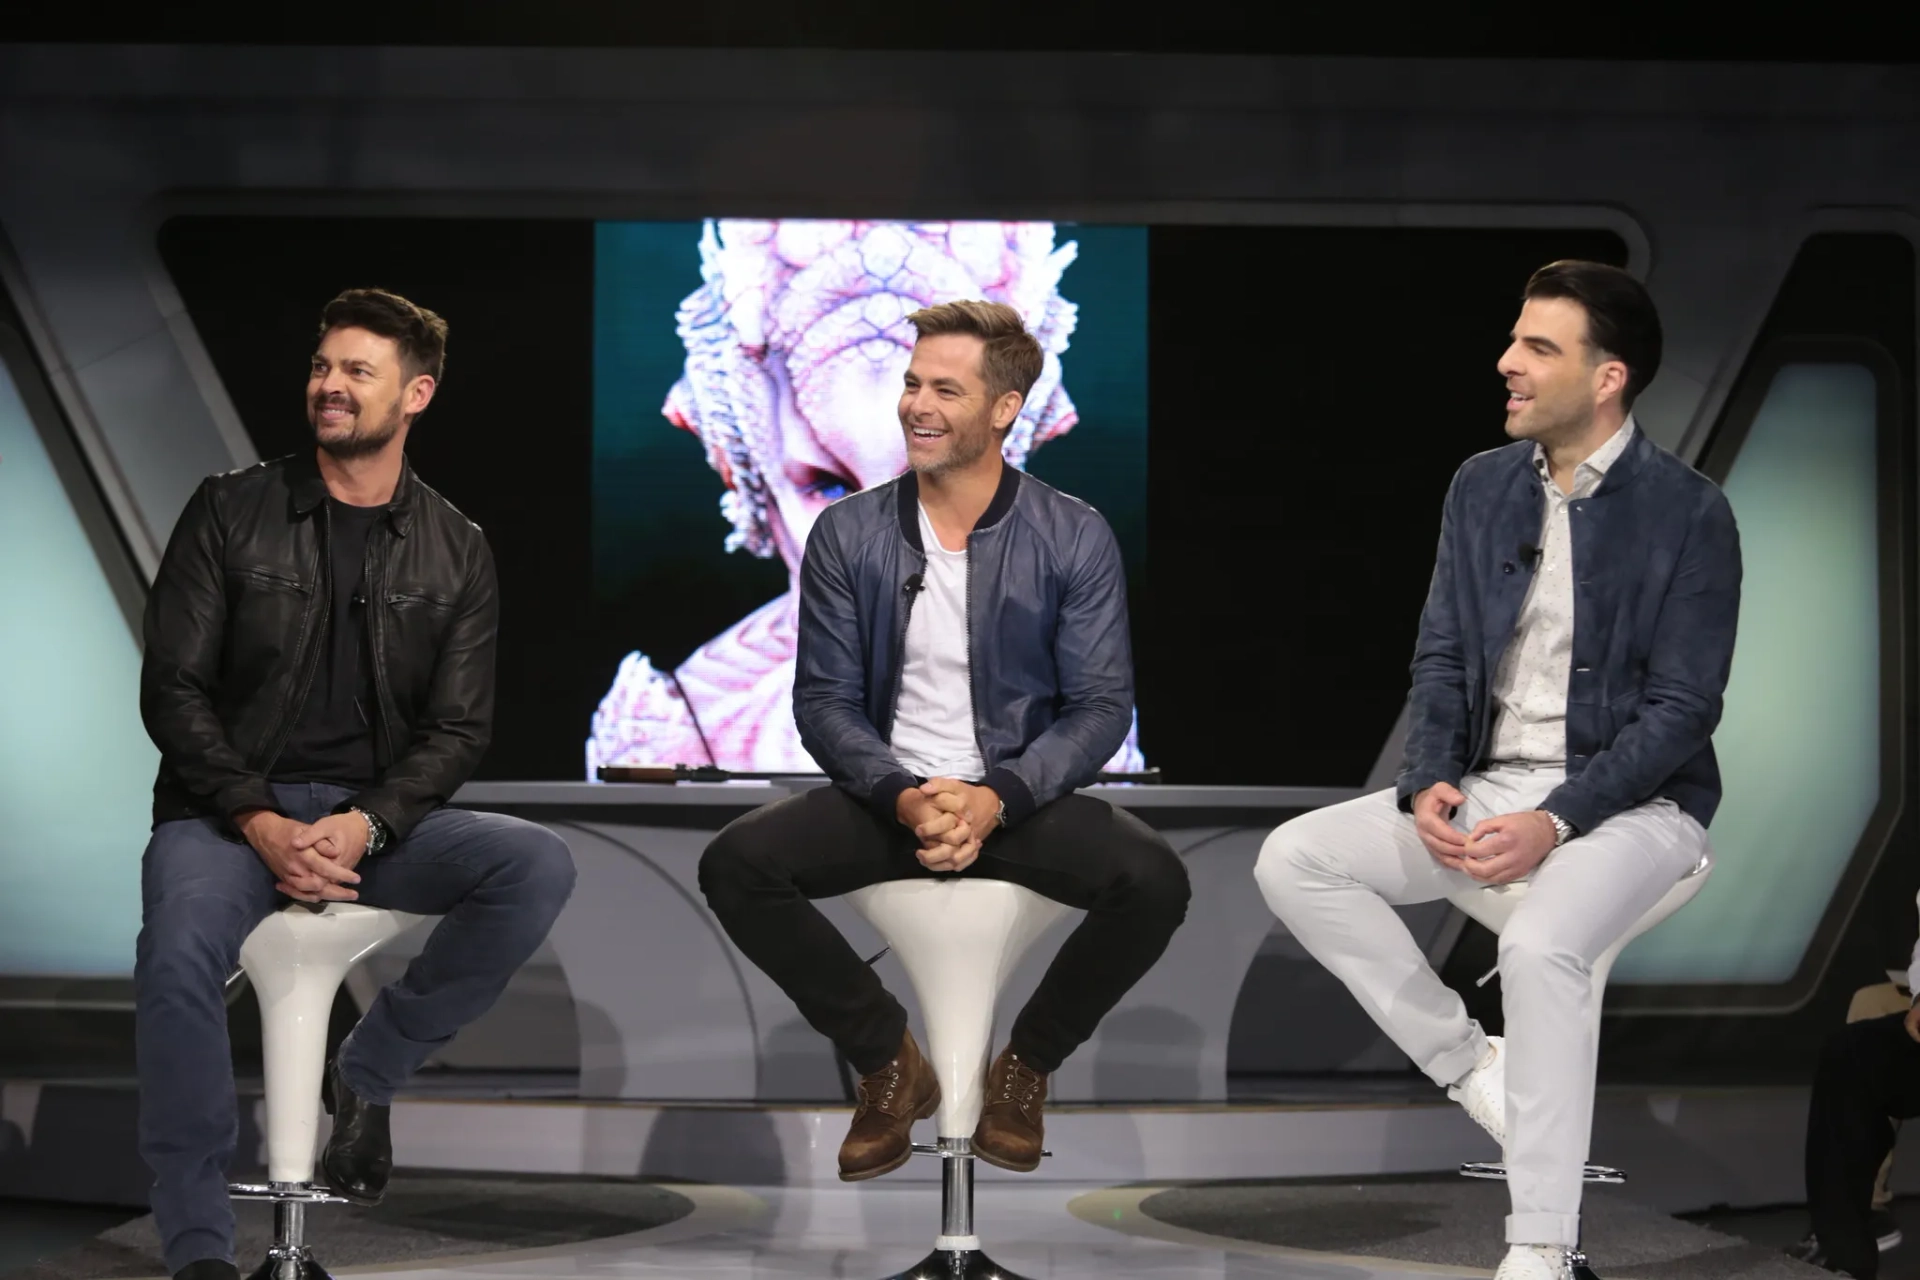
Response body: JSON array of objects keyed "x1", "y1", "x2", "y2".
[
  {"x1": 794, "y1": 465, "x2": 1133, "y2": 827},
  {"x1": 1396, "y1": 426, "x2": 1743, "y2": 834}
]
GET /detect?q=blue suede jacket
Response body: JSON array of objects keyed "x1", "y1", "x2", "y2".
[
  {"x1": 794, "y1": 466, "x2": 1133, "y2": 828},
  {"x1": 1396, "y1": 427, "x2": 1743, "y2": 834}
]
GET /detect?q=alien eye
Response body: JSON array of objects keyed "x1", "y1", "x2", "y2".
[{"x1": 802, "y1": 470, "x2": 853, "y2": 502}]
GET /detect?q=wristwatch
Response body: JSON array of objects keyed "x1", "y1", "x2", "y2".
[
  {"x1": 994, "y1": 798, "x2": 1009, "y2": 831},
  {"x1": 1540, "y1": 809, "x2": 1576, "y2": 847},
  {"x1": 352, "y1": 807, "x2": 390, "y2": 856}
]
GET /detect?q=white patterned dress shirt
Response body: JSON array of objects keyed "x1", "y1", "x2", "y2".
[{"x1": 1486, "y1": 419, "x2": 1637, "y2": 767}]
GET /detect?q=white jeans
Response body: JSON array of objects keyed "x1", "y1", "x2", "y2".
[{"x1": 1253, "y1": 764, "x2": 1709, "y2": 1246}]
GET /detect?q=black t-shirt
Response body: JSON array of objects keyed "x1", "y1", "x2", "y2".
[{"x1": 272, "y1": 499, "x2": 387, "y2": 787}]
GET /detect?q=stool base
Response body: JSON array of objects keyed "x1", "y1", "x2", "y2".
[
  {"x1": 229, "y1": 1182, "x2": 346, "y2": 1280},
  {"x1": 1459, "y1": 1161, "x2": 1626, "y2": 1186},
  {"x1": 880, "y1": 1247, "x2": 1033, "y2": 1280},
  {"x1": 245, "y1": 1248, "x2": 333, "y2": 1280}
]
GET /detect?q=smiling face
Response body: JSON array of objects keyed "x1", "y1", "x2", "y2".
[
  {"x1": 897, "y1": 333, "x2": 1022, "y2": 479},
  {"x1": 306, "y1": 325, "x2": 434, "y2": 459},
  {"x1": 1497, "y1": 295, "x2": 1628, "y2": 447}
]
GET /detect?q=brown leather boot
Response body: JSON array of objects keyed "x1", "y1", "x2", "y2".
[
  {"x1": 838, "y1": 1029, "x2": 940, "y2": 1182},
  {"x1": 972, "y1": 1047, "x2": 1048, "y2": 1172}
]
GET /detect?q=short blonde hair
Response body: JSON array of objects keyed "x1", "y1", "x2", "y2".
[{"x1": 906, "y1": 300, "x2": 1044, "y2": 406}]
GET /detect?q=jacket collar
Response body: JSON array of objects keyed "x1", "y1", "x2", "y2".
[
  {"x1": 1498, "y1": 417, "x2": 1656, "y2": 498},
  {"x1": 290, "y1": 450, "x2": 419, "y2": 536},
  {"x1": 894, "y1": 462, "x2": 1022, "y2": 554}
]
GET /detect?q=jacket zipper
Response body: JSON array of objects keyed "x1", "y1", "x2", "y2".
[
  {"x1": 883, "y1": 554, "x2": 924, "y2": 742},
  {"x1": 964, "y1": 532, "x2": 986, "y2": 764},
  {"x1": 365, "y1": 525, "x2": 397, "y2": 767},
  {"x1": 260, "y1": 502, "x2": 331, "y2": 775}
]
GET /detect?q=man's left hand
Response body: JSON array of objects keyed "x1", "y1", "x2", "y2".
[
  {"x1": 293, "y1": 813, "x2": 371, "y2": 874},
  {"x1": 916, "y1": 779, "x2": 1000, "y2": 873},
  {"x1": 1458, "y1": 810, "x2": 1559, "y2": 884}
]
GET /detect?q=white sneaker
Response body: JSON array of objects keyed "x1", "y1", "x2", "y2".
[
  {"x1": 1493, "y1": 1244, "x2": 1575, "y2": 1279},
  {"x1": 1446, "y1": 1035, "x2": 1507, "y2": 1149}
]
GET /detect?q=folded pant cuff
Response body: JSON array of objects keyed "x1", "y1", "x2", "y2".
[
  {"x1": 1424, "y1": 1030, "x2": 1489, "y2": 1089},
  {"x1": 1506, "y1": 1212, "x2": 1582, "y2": 1246}
]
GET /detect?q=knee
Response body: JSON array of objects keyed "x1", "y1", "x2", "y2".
[
  {"x1": 697, "y1": 821, "x2": 779, "y2": 910},
  {"x1": 500, "y1": 824, "x2": 577, "y2": 907},
  {"x1": 136, "y1": 899, "x2": 248, "y2": 991},
  {"x1": 1113, "y1": 836, "x2": 1190, "y2": 921},
  {"x1": 1496, "y1": 916, "x2": 1585, "y2": 982},
  {"x1": 1253, "y1": 816, "x2": 1319, "y2": 911}
]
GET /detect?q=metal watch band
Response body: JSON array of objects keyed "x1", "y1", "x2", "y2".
[
  {"x1": 995, "y1": 799, "x2": 1008, "y2": 830},
  {"x1": 1541, "y1": 809, "x2": 1575, "y2": 847},
  {"x1": 353, "y1": 807, "x2": 388, "y2": 856}
]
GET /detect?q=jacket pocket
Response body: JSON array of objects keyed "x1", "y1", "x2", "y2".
[
  {"x1": 230, "y1": 565, "x2": 310, "y2": 595},
  {"x1": 386, "y1": 589, "x2": 455, "y2": 611}
]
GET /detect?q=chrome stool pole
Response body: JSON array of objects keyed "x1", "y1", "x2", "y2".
[
  {"x1": 847, "y1": 880, "x2": 1070, "y2": 1280},
  {"x1": 227, "y1": 905, "x2": 424, "y2": 1280}
]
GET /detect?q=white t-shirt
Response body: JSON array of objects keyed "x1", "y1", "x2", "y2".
[{"x1": 888, "y1": 504, "x2": 986, "y2": 781}]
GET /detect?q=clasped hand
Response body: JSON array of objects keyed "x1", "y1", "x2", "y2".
[
  {"x1": 896, "y1": 778, "x2": 1001, "y2": 873},
  {"x1": 1412, "y1": 783, "x2": 1556, "y2": 885},
  {"x1": 235, "y1": 810, "x2": 369, "y2": 902}
]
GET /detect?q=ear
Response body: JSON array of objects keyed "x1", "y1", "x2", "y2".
[
  {"x1": 990, "y1": 389, "x2": 1025, "y2": 433},
  {"x1": 1592, "y1": 359, "x2": 1628, "y2": 408},
  {"x1": 403, "y1": 373, "x2": 438, "y2": 418}
]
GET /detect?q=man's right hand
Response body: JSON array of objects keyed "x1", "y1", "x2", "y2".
[
  {"x1": 235, "y1": 809, "x2": 361, "y2": 903},
  {"x1": 896, "y1": 788, "x2": 979, "y2": 872},
  {"x1": 1413, "y1": 783, "x2": 1470, "y2": 871}
]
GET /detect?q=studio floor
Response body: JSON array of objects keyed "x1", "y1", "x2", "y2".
[{"x1": 3, "y1": 1173, "x2": 1894, "y2": 1280}]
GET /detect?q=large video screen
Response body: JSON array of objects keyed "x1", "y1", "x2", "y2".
[
  {"x1": 159, "y1": 214, "x2": 1630, "y2": 793},
  {"x1": 585, "y1": 219, "x2": 1147, "y2": 776}
]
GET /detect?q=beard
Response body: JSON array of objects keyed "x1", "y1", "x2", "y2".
[
  {"x1": 907, "y1": 414, "x2": 998, "y2": 478},
  {"x1": 311, "y1": 394, "x2": 404, "y2": 459}
]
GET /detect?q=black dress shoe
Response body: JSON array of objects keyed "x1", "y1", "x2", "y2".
[
  {"x1": 320, "y1": 1055, "x2": 392, "y2": 1205},
  {"x1": 174, "y1": 1261, "x2": 240, "y2": 1280}
]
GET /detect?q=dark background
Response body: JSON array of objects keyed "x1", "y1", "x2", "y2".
[
  {"x1": 159, "y1": 216, "x2": 1628, "y2": 783},
  {"x1": 157, "y1": 217, "x2": 600, "y2": 781},
  {"x1": 1141, "y1": 226, "x2": 1628, "y2": 784}
]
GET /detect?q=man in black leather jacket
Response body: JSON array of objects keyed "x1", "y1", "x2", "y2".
[
  {"x1": 136, "y1": 289, "x2": 576, "y2": 1280},
  {"x1": 699, "y1": 301, "x2": 1190, "y2": 1184}
]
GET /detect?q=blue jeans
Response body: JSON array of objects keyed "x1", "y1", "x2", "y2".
[{"x1": 134, "y1": 783, "x2": 576, "y2": 1273}]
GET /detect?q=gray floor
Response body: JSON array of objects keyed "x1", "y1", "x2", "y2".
[
  {"x1": 0, "y1": 1204, "x2": 140, "y2": 1280},
  {"x1": 1688, "y1": 1197, "x2": 1920, "y2": 1280},
  {"x1": 8, "y1": 1176, "x2": 692, "y2": 1280},
  {"x1": 1138, "y1": 1175, "x2": 1833, "y2": 1278}
]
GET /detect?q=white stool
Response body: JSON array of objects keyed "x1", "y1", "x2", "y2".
[
  {"x1": 847, "y1": 879, "x2": 1071, "y2": 1280},
  {"x1": 228, "y1": 903, "x2": 424, "y2": 1280},
  {"x1": 1448, "y1": 851, "x2": 1713, "y2": 1278}
]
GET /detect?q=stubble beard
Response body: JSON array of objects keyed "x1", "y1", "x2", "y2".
[
  {"x1": 908, "y1": 412, "x2": 998, "y2": 479},
  {"x1": 313, "y1": 396, "x2": 405, "y2": 460},
  {"x1": 1508, "y1": 389, "x2": 1593, "y2": 448}
]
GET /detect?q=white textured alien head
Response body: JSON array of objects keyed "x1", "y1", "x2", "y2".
[{"x1": 663, "y1": 220, "x2": 1081, "y2": 557}]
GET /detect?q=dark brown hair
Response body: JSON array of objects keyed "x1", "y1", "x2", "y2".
[
  {"x1": 318, "y1": 288, "x2": 449, "y2": 383},
  {"x1": 906, "y1": 300, "x2": 1043, "y2": 407},
  {"x1": 1523, "y1": 261, "x2": 1662, "y2": 409}
]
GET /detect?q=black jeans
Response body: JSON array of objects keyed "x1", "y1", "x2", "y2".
[
  {"x1": 699, "y1": 785, "x2": 1191, "y2": 1077},
  {"x1": 1807, "y1": 1011, "x2": 1920, "y2": 1278}
]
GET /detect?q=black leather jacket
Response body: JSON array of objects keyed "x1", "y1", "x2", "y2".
[{"x1": 141, "y1": 453, "x2": 497, "y2": 839}]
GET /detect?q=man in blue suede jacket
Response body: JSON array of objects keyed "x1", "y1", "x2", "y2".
[
  {"x1": 1256, "y1": 262, "x2": 1741, "y2": 1280},
  {"x1": 699, "y1": 300, "x2": 1190, "y2": 1183}
]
